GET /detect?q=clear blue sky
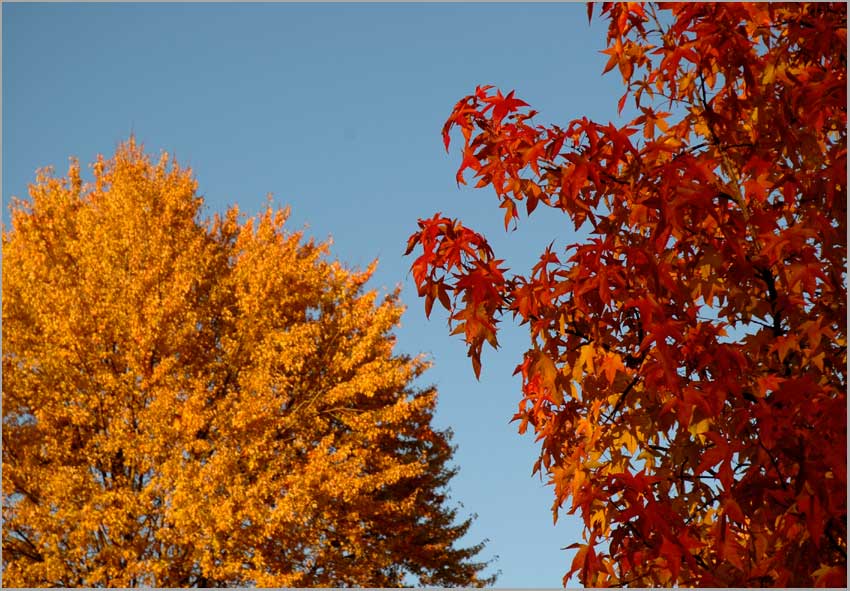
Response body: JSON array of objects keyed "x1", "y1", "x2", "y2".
[{"x1": 3, "y1": 3, "x2": 630, "y2": 587}]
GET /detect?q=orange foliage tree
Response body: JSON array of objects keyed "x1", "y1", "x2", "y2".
[
  {"x1": 405, "y1": 3, "x2": 846, "y2": 586},
  {"x1": 2, "y1": 140, "x2": 496, "y2": 587}
]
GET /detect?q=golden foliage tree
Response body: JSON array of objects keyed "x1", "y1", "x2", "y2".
[{"x1": 2, "y1": 140, "x2": 495, "y2": 587}]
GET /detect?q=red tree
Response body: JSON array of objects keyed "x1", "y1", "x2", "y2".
[{"x1": 405, "y1": 3, "x2": 846, "y2": 586}]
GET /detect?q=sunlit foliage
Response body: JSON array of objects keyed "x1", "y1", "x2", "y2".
[
  {"x1": 2, "y1": 139, "x2": 495, "y2": 587},
  {"x1": 405, "y1": 3, "x2": 846, "y2": 586}
]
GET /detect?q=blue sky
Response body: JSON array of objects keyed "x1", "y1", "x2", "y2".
[{"x1": 3, "y1": 3, "x2": 631, "y2": 586}]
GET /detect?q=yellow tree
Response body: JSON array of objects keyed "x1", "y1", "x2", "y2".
[{"x1": 2, "y1": 139, "x2": 496, "y2": 587}]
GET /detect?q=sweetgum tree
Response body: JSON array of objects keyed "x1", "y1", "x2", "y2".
[
  {"x1": 2, "y1": 140, "x2": 496, "y2": 587},
  {"x1": 405, "y1": 3, "x2": 846, "y2": 586}
]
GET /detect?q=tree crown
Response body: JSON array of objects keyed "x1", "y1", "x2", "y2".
[{"x1": 3, "y1": 139, "x2": 496, "y2": 587}]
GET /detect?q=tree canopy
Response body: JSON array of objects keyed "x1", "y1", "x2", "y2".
[
  {"x1": 406, "y1": 2, "x2": 846, "y2": 586},
  {"x1": 2, "y1": 139, "x2": 495, "y2": 587}
]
